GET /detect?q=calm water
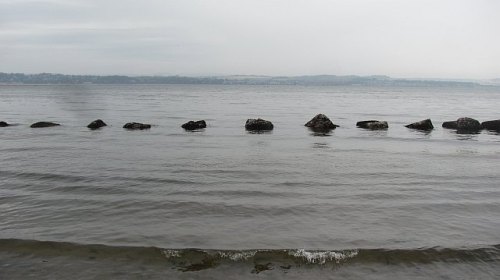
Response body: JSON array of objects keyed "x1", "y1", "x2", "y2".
[{"x1": 0, "y1": 84, "x2": 499, "y2": 279}]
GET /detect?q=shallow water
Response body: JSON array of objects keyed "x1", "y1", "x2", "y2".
[{"x1": 0, "y1": 84, "x2": 500, "y2": 279}]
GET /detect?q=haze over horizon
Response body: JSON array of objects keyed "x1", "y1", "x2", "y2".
[{"x1": 1, "y1": 0, "x2": 499, "y2": 79}]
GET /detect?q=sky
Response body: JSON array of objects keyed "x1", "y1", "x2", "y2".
[{"x1": 0, "y1": 0, "x2": 499, "y2": 79}]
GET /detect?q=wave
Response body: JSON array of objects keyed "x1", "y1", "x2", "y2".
[
  {"x1": 1, "y1": 239, "x2": 499, "y2": 272},
  {"x1": 0, "y1": 170, "x2": 201, "y2": 186}
]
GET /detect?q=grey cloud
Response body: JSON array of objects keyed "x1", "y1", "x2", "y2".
[{"x1": 0, "y1": 0, "x2": 499, "y2": 78}]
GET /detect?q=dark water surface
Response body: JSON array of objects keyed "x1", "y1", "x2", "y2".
[{"x1": 1, "y1": 84, "x2": 499, "y2": 279}]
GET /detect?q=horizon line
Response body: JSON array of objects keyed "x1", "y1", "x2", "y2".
[{"x1": 1, "y1": 72, "x2": 498, "y2": 82}]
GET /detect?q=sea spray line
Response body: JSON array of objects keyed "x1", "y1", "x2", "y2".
[{"x1": 1, "y1": 239, "x2": 499, "y2": 266}]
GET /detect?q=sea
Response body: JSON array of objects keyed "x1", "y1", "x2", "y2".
[{"x1": 0, "y1": 84, "x2": 499, "y2": 279}]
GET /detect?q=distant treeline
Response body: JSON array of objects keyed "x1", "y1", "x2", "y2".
[{"x1": 0, "y1": 72, "x2": 480, "y2": 87}]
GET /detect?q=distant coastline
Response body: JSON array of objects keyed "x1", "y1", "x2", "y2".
[{"x1": 0, "y1": 72, "x2": 494, "y2": 87}]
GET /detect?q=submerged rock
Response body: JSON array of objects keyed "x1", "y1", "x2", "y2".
[
  {"x1": 87, "y1": 119, "x2": 107, "y2": 130},
  {"x1": 305, "y1": 114, "x2": 339, "y2": 131},
  {"x1": 0, "y1": 121, "x2": 9, "y2": 127},
  {"x1": 245, "y1": 118, "x2": 274, "y2": 131},
  {"x1": 182, "y1": 120, "x2": 207, "y2": 130},
  {"x1": 442, "y1": 121, "x2": 458, "y2": 129},
  {"x1": 481, "y1": 119, "x2": 500, "y2": 131},
  {"x1": 356, "y1": 120, "x2": 388, "y2": 130},
  {"x1": 30, "y1": 121, "x2": 60, "y2": 128},
  {"x1": 405, "y1": 119, "x2": 434, "y2": 130},
  {"x1": 252, "y1": 263, "x2": 273, "y2": 274},
  {"x1": 123, "y1": 122, "x2": 151, "y2": 130}
]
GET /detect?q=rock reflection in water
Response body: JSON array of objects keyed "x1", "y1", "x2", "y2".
[
  {"x1": 312, "y1": 142, "x2": 330, "y2": 149},
  {"x1": 308, "y1": 127, "x2": 334, "y2": 137}
]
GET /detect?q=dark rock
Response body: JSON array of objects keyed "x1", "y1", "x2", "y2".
[
  {"x1": 405, "y1": 119, "x2": 434, "y2": 130},
  {"x1": 456, "y1": 117, "x2": 481, "y2": 132},
  {"x1": 0, "y1": 121, "x2": 9, "y2": 127},
  {"x1": 87, "y1": 119, "x2": 107, "y2": 130},
  {"x1": 442, "y1": 121, "x2": 458, "y2": 129},
  {"x1": 245, "y1": 118, "x2": 274, "y2": 131},
  {"x1": 367, "y1": 121, "x2": 388, "y2": 130},
  {"x1": 356, "y1": 120, "x2": 388, "y2": 130},
  {"x1": 443, "y1": 117, "x2": 481, "y2": 133},
  {"x1": 481, "y1": 119, "x2": 500, "y2": 131},
  {"x1": 181, "y1": 120, "x2": 207, "y2": 130},
  {"x1": 123, "y1": 122, "x2": 151, "y2": 130},
  {"x1": 30, "y1": 121, "x2": 60, "y2": 128},
  {"x1": 305, "y1": 114, "x2": 339, "y2": 131},
  {"x1": 356, "y1": 120, "x2": 378, "y2": 128}
]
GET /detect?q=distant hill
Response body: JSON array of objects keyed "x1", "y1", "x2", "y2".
[
  {"x1": 0, "y1": 72, "x2": 483, "y2": 87},
  {"x1": 0, "y1": 73, "x2": 225, "y2": 85},
  {"x1": 487, "y1": 78, "x2": 500, "y2": 85}
]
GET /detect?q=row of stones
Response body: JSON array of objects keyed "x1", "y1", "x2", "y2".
[
  {"x1": 1, "y1": 115, "x2": 499, "y2": 132},
  {"x1": 307, "y1": 115, "x2": 500, "y2": 132}
]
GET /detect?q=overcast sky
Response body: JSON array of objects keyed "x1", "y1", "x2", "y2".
[{"x1": 0, "y1": 0, "x2": 499, "y2": 78}]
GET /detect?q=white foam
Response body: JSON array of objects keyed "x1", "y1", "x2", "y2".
[
  {"x1": 161, "y1": 249, "x2": 181, "y2": 258},
  {"x1": 290, "y1": 249, "x2": 358, "y2": 264},
  {"x1": 217, "y1": 250, "x2": 257, "y2": 261}
]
